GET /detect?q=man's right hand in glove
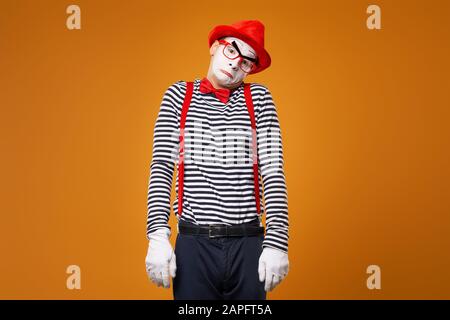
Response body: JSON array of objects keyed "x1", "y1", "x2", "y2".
[{"x1": 145, "y1": 228, "x2": 176, "y2": 288}]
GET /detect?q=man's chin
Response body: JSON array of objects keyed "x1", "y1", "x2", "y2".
[
  {"x1": 214, "y1": 74, "x2": 240, "y2": 88},
  {"x1": 215, "y1": 74, "x2": 230, "y2": 83}
]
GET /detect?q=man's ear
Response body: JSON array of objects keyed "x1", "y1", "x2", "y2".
[{"x1": 209, "y1": 40, "x2": 220, "y2": 56}]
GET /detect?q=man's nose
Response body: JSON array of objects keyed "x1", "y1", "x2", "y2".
[{"x1": 229, "y1": 60, "x2": 239, "y2": 71}]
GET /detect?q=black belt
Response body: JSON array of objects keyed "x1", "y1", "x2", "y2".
[{"x1": 178, "y1": 222, "x2": 265, "y2": 238}]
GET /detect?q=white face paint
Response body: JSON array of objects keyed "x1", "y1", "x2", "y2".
[{"x1": 210, "y1": 36, "x2": 257, "y2": 88}]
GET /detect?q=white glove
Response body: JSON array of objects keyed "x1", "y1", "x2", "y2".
[
  {"x1": 145, "y1": 228, "x2": 176, "y2": 288},
  {"x1": 258, "y1": 247, "x2": 289, "y2": 292}
]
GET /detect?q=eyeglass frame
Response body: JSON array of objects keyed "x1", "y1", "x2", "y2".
[{"x1": 217, "y1": 39, "x2": 258, "y2": 73}]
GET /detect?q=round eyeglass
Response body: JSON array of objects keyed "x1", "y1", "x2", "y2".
[{"x1": 218, "y1": 39, "x2": 258, "y2": 73}]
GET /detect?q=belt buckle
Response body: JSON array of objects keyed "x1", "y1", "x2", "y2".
[{"x1": 208, "y1": 225, "x2": 223, "y2": 238}]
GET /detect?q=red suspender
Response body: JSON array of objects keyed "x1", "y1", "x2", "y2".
[
  {"x1": 244, "y1": 83, "x2": 261, "y2": 216},
  {"x1": 177, "y1": 81, "x2": 261, "y2": 217},
  {"x1": 178, "y1": 81, "x2": 194, "y2": 217}
]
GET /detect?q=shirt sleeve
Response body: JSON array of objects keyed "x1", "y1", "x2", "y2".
[
  {"x1": 146, "y1": 82, "x2": 183, "y2": 239},
  {"x1": 255, "y1": 85, "x2": 289, "y2": 253}
]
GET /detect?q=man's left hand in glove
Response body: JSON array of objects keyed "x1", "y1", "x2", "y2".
[{"x1": 258, "y1": 247, "x2": 289, "y2": 292}]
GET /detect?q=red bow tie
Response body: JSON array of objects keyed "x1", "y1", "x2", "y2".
[{"x1": 199, "y1": 77, "x2": 231, "y2": 104}]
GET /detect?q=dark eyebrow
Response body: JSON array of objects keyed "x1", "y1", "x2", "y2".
[{"x1": 231, "y1": 41, "x2": 257, "y2": 62}]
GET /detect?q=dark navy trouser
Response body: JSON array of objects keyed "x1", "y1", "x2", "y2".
[{"x1": 173, "y1": 220, "x2": 266, "y2": 300}]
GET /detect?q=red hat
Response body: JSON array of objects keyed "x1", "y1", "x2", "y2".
[{"x1": 208, "y1": 20, "x2": 271, "y2": 74}]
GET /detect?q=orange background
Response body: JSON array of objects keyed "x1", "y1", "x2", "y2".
[{"x1": 0, "y1": 0, "x2": 449, "y2": 299}]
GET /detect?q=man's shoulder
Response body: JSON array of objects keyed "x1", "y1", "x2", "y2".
[
  {"x1": 167, "y1": 80, "x2": 187, "y2": 91},
  {"x1": 248, "y1": 81, "x2": 268, "y2": 90},
  {"x1": 248, "y1": 82, "x2": 270, "y2": 96},
  {"x1": 246, "y1": 82, "x2": 272, "y2": 104},
  {"x1": 162, "y1": 80, "x2": 189, "y2": 99}
]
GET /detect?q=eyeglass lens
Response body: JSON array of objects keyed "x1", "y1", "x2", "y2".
[{"x1": 223, "y1": 44, "x2": 254, "y2": 72}]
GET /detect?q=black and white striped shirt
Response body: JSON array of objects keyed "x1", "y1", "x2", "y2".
[{"x1": 146, "y1": 78, "x2": 289, "y2": 253}]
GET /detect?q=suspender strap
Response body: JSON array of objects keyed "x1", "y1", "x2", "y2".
[
  {"x1": 244, "y1": 83, "x2": 261, "y2": 216},
  {"x1": 178, "y1": 81, "x2": 194, "y2": 217}
]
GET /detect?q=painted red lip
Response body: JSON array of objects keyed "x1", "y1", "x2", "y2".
[{"x1": 220, "y1": 69, "x2": 233, "y2": 79}]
